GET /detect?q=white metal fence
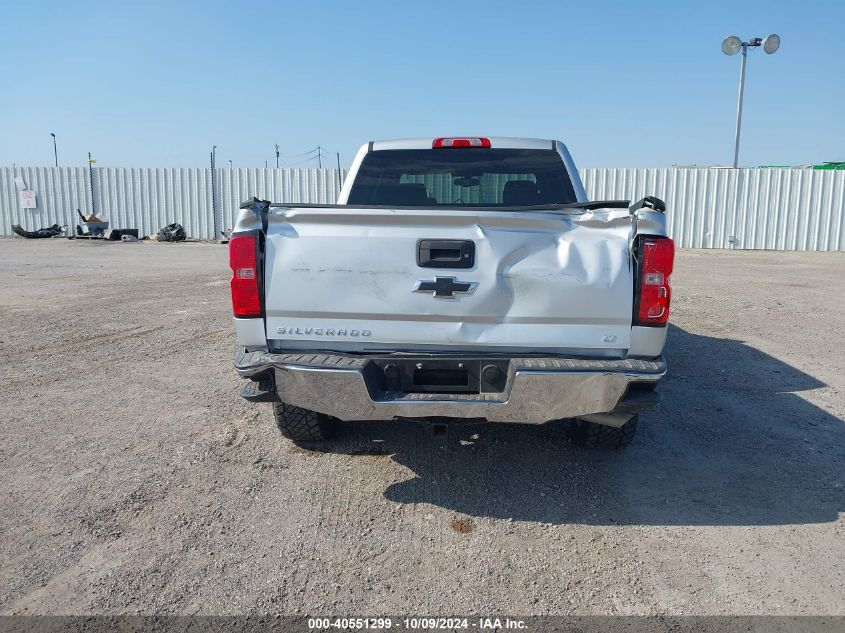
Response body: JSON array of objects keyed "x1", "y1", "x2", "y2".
[
  {"x1": 0, "y1": 167, "x2": 347, "y2": 241},
  {"x1": 582, "y1": 168, "x2": 845, "y2": 250},
  {"x1": 2, "y1": 166, "x2": 843, "y2": 250}
]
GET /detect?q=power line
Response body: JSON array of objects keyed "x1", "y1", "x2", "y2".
[
  {"x1": 286, "y1": 157, "x2": 316, "y2": 166},
  {"x1": 284, "y1": 147, "x2": 323, "y2": 159},
  {"x1": 287, "y1": 155, "x2": 325, "y2": 167},
  {"x1": 283, "y1": 146, "x2": 331, "y2": 168}
]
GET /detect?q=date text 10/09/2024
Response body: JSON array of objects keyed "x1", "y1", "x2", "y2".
[{"x1": 307, "y1": 617, "x2": 527, "y2": 630}]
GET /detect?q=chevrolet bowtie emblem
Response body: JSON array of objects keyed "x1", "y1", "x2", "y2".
[{"x1": 413, "y1": 276, "x2": 478, "y2": 298}]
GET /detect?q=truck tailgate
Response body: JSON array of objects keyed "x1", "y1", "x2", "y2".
[{"x1": 263, "y1": 207, "x2": 634, "y2": 355}]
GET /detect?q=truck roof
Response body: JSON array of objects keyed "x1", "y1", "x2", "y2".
[{"x1": 370, "y1": 137, "x2": 559, "y2": 151}]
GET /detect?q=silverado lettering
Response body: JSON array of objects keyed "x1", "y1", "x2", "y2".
[{"x1": 276, "y1": 327, "x2": 372, "y2": 337}]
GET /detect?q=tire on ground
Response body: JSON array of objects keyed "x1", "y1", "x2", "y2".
[
  {"x1": 272, "y1": 402, "x2": 333, "y2": 442},
  {"x1": 565, "y1": 414, "x2": 638, "y2": 449}
]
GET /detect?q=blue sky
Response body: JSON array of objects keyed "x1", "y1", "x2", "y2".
[{"x1": 1, "y1": 0, "x2": 842, "y2": 168}]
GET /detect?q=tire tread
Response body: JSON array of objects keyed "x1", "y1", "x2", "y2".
[
  {"x1": 272, "y1": 403, "x2": 331, "y2": 442},
  {"x1": 566, "y1": 415, "x2": 638, "y2": 449}
]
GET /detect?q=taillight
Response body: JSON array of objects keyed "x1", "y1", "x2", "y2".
[
  {"x1": 432, "y1": 137, "x2": 491, "y2": 148},
  {"x1": 229, "y1": 231, "x2": 262, "y2": 318},
  {"x1": 634, "y1": 236, "x2": 675, "y2": 326}
]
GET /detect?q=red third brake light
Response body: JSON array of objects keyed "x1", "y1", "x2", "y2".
[
  {"x1": 635, "y1": 237, "x2": 675, "y2": 326},
  {"x1": 432, "y1": 137, "x2": 491, "y2": 148},
  {"x1": 229, "y1": 231, "x2": 261, "y2": 318}
]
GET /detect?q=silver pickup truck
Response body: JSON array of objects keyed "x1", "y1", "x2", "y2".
[{"x1": 230, "y1": 137, "x2": 673, "y2": 449}]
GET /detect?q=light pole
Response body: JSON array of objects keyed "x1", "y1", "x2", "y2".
[
  {"x1": 721, "y1": 34, "x2": 780, "y2": 168},
  {"x1": 87, "y1": 152, "x2": 96, "y2": 215},
  {"x1": 50, "y1": 133, "x2": 58, "y2": 167},
  {"x1": 210, "y1": 145, "x2": 219, "y2": 239},
  {"x1": 336, "y1": 152, "x2": 342, "y2": 191}
]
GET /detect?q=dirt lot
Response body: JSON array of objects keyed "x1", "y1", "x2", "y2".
[{"x1": 0, "y1": 239, "x2": 843, "y2": 616}]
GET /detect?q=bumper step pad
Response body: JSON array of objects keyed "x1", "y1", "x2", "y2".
[
  {"x1": 238, "y1": 372, "x2": 279, "y2": 403},
  {"x1": 235, "y1": 350, "x2": 665, "y2": 376}
]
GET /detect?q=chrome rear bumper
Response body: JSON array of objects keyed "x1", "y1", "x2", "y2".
[{"x1": 235, "y1": 351, "x2": 666, "y2": 425}]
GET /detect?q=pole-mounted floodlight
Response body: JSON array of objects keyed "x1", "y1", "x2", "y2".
[
  {"x1": 763, "y1": 34, "x2": 780, "y2": 54},
  {"x1": 721, "y1": 36, "x2": 742, "y2": 56},
  {"x1": 722, "y1": 34, "x2": 780, "y2": 168}
]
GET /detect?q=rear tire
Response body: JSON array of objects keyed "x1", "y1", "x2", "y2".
[
  {"x1": 566, "y1": 414, "x2": 638, "y2": 449},
  {"x1": 272, "y1": 402, "x2": 333, "y2": 443}
]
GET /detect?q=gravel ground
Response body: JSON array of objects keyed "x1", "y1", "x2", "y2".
[{"x1": 0, "y1": 239, "x2": 842, "y2": 616}]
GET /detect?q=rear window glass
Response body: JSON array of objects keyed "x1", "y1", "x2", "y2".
[{"x1": 346, "y1": 148, "x2": 577, "y2": 207}]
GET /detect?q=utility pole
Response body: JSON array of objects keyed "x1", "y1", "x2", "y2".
[
  {"x1": 317, "y1": 145, "x2": 322, "y2": 169},
  {"x1": 210, "y1": 146, "x2": 219, "y2": 240},
  {"x1": 336, "y1": 152, "x2": 342, "y2": 191},
  {"x1": 87, "y1": 152, "x2": 96, "y2": 215},
  {"x1": 275, "y1": 144, "x2": 280, "y2": 168},
  {"x1": 50, "y1": 133, "x2": 58, "y2": 167}
]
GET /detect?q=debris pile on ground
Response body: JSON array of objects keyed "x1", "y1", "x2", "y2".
[
  {"x1": 156, "y1": 223, "x2": 187, "y2": 242},
  {"x1": 104, "y1": 228, "x2": 139, "y2": 241},
  {"x1": 8, "y1": 210, "x2": 189, "y2": 244},
  {"x1": 76, "y1": 209, "x2": 109, "y2": 237},
  {"x1": 11, "y1": 224, "x2": 65, "y2": 239}
]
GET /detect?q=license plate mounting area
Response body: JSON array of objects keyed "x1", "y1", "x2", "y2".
[{"x1": 368, "y1": 358, "x2": 509, "y2": 395}]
